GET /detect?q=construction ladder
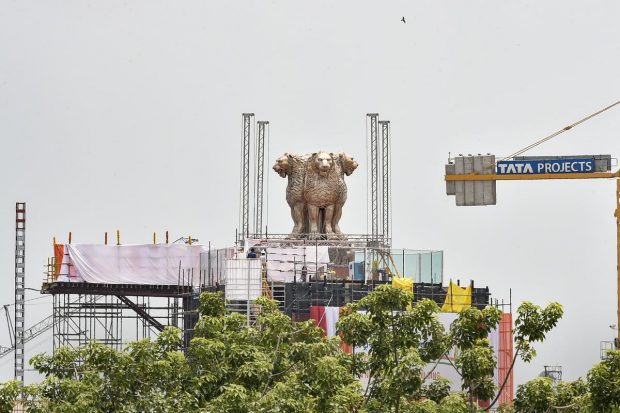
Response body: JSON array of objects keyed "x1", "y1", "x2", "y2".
[{"x1": 14, "y1": 202, "x2": 26, "y2": 385}]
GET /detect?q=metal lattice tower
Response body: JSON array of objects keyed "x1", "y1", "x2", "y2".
[
  {"x1": 255, "y1": 121, "x2": 268, "y2": 237},
  {"x1": 241, "y1": 113, "x2": 254, "y2": 240},
  {"x1": 379, "y1": 120, "x2": 390, "y2": 244},
  {"x1": 14, "y1": 202, "x2": 25, "y2": 384},
  {"x1": 542, "y1": 366, "x2": 563, "y2": 384},
  {"x1": 367, "y1": 114, "x2": 379, "y2": 240}
]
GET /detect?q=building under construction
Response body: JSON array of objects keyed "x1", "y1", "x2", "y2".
[{"x1": 4, "y1": 114, "x2": 514, "y2": 404}]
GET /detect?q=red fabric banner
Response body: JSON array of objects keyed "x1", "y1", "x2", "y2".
[{"x1": 53, "y1": 244, "x2": 64, "y2": 279}]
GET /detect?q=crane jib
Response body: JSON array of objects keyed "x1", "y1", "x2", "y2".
[{"x1": 496, "y1": 158, "x2": 594, "y2": 175}]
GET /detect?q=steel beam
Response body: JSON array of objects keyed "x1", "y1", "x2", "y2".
[
  {"x1": 115, "y1": 295, "x2": 165, "y2": 332},
  {"x1": 445, "y1": 171, "x2": 620, "y2": 181}
]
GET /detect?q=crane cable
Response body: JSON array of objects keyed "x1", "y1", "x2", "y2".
[{"x1": 500, "y1": 99, "x2": 620, "y2": 162}]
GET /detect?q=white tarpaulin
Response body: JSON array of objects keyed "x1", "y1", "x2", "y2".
[
  {"x1": 265, "y1": 246, "x2": 330, "y2": 282},
  {"x1": 423, "y1": 313, "x2": 461, "y2": 390},
  {"x1": 67, "y1": 244, "x2": 207, "y2": 285},
  {"x1": 224, "y1": 258, "x2": 262, "y2": 301}
]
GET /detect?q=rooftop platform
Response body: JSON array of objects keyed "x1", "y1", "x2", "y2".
[{"x1": 244, "y1": 233, "x2": 391, "y2": 248}]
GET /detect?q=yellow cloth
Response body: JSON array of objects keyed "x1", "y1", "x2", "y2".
[
  {"x1": 392, "y1": 277, "x2": 414, "y2": 298},
  {"x1": 392, "y1": 277, "x2": 414, "y2": 310},
  {"x1": 441, "y1": 281, "x2": 472, "y2": 313}
]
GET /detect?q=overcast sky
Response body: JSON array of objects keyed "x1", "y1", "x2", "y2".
[{"x1": 1, "y1": 0, "x2": 620, "y2": 386}]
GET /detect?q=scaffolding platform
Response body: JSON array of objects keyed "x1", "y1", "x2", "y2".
[
  {"x1": 40, "y1": 280, "x2": 200, "y2": 352},
  {"x1": 41, "y1": 281, "x2": 194, "y2": 297}
]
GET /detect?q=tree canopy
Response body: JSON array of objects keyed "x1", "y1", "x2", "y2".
[
  {"x1": 0, "y1": 286, "x2": 567, "y2": 413},
  {"x1": 508, "y1": 350, "x2": 620, "y2": 413}
]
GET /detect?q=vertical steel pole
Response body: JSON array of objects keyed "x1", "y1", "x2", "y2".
[
  {"x1": 247, "y1": 260, "x2": 251, "y2": 326},
  {"x1": 255, "y1": 121, "x2": 268, "y2": 237},
  {"x1": 14, "y1": 202, "x2": 26, "y2": 385},
  {"x1": 379, "y1": 120, "x2": 390, "y2": 245},
  {"x1": 616, "y1": 179, "x2": 620, "y2": 346},
  {"x1": 367, "y1": 114, "x2": 379, "y2": 241},
  {"x1": 241, "y1": 113, "x2": 254, "y2": 241}
]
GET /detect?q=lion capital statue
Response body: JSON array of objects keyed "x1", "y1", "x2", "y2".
[{"x1": 273, "y1": 150, "x2": 358, "y2": 238}]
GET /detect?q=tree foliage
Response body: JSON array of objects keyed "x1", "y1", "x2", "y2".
[
  {"x1": 588, "y1": 350, "x2": 620, "y2": 412},
  {"x1": 0, "y1": 287, "x2": 566, "y2": 413},
  {"x1": 510, "y1": 350, "x2": 620, "y2": 412}
]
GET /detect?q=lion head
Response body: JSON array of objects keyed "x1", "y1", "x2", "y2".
[
  {"x1": 335, "y1": 152, "x2": 358, "y2": 176},
  {"x1": 311, "y1": 152, "x2": 335, "y2": 177},
  {"x1": 273, "y1": 153, "x2": 307, "y2": 178},
  {"x1": 273, "y1": 153, "x2": 291, "y2": 178}
]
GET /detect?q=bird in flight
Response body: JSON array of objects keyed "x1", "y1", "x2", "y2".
[{"x1": 401, "y1": 17, "x2": 406, "y2": 23}]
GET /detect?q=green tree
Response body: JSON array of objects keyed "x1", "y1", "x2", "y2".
[
  {"x1": 554, "y1": 379, "x2": 590, "y2": 412},
  {"x1": 0, "y1": 381, "x2": 20, "y2": 413},
  {"x1": 484, "y1": 301, "x2": 563, "y2": 411},
  {"x1": 514, "y1": 377, "x2": 555, "y2": 412},
  {"x1": 337, "y1": 287, "x2": 563, "y2": 413},
  {"x1": 588, "y1": 350, "x2": 620, "y2": 412},
  {"x1": 510, "y1": 353, "x2": 620, "y2": 412},
  {"x1": 0, "y1": 288, "x2": 566, "y2": 413},
  {"x1": 337, "y1": 285, "x2": 504, "y2": 412},
  {"x1": 449, "y1": 306, "x2": 502, "y2": 406},
  {"x1": 424, "y1": 377, "x2": 451, "y2": 404},
  {"x1": 337, "y1": 285, "x2": 449, "y2": 412}
]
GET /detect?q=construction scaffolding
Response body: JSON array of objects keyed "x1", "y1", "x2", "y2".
[
  {"x1": 42, "y1": 260, "x2": 200, "y2": 354},
  {"x1": 540, "y1": 366, "x2": 563, "y2": 384},
  {"x1": 14, "y1": 202, "x2": 26, "y2": 385},
  {"x1": 207, "y1": 235, "x2": 447, "y2": 321}
]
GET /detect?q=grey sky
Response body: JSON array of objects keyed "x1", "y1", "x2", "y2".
[{"x1": 1, "y1": 0, "x2": 620, "y2": 386}]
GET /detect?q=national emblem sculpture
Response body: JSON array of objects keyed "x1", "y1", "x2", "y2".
[{"x1": 273, "y1": 151, "x2": 358, "y2": 238}]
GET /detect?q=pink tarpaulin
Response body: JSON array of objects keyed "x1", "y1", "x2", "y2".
[{"x1": 66, "y1": 244, "x2": 207, "y2": 285}]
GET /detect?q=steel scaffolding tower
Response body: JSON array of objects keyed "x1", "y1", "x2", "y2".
[
  {"x1": 42, "y1": 281, "x2": 196, "y2": 354},
  {"x1": 367, "y1": 114, "x2": 379, "y2": 240},
  {"x1": 379, "y1": 121, "x2": 391, "y2": 244},
  {"x1": 240, "y1": 113, "x2": 254, "y2": 240},
  {"x1": 14, "y1": 202, "x2": 25, "y2": 384},
  {"x1": 255, "y1": 121, "x2": 268, "y2": 237}
]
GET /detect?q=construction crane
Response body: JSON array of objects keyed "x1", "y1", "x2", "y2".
[
  {"x1": 0, "y1": 295, "x2": 102, "y2": 359},
  {"x1": 445, "y1": 101, "x2": 620, "y2": 349}
]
